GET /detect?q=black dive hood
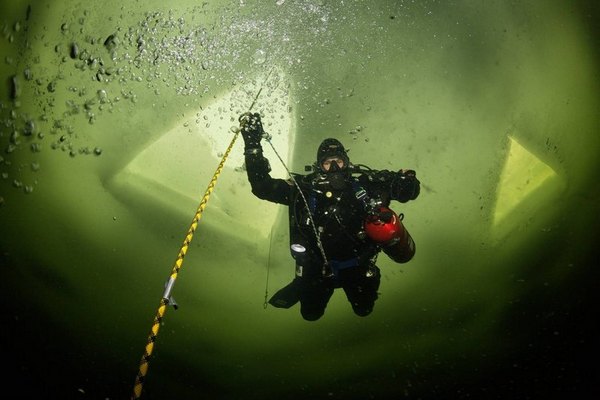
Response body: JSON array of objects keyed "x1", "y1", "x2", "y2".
[{"x1": 316, "y1": 138, "x2": 350, "y2": 173}]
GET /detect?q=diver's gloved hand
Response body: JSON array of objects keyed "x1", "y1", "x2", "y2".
[
  {"x1": 391, "y1": 169, "x2": 420, "y2": 202},
  {"x1": 366, "y1": 205, "x2": 394, "y2": 223},
  {"x1": 375, "y1": 208, "x2": 394, "y2": 223},
  {"x1": 239, "y1": 112, "x2": 264, "y2": 153}
]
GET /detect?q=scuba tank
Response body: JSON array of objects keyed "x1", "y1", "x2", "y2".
[{"x1": 363, "y1": 207, "x2": 415, "y2": 263}]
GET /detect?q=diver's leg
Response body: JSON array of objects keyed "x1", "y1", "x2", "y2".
[
  {"x1": 341, "y1": 266, "x2": 381, "y2": 317},
  {"x1": 299, "y1": 277, "x2": 334, "y2": 321}
]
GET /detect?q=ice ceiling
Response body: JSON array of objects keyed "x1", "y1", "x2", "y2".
[{"x1": 1, "y1": 1, "x2": 598, "y2": 399}]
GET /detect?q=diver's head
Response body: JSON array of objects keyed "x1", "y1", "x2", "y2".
[
  {"x1": 316, "y1": 138, "x2": 349, "y2": 173},
  {"x1": 315, "y1": 138, "x2": 350, "y2": 191}
]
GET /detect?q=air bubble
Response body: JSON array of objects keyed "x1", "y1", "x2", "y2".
[
  {"x1": 10, "y1": 131, "x2": 20, "y2": 145},
  {"x1": 253, "y1": 49, "x2": 267, "y2": 65},
  {"x1": 24, "y1": 120, "x2": 35, "y2": 136},
  {"x1": 97, "y1": 89, "x2": 108, "y2": 103},
  {"x1": 70, "y1": 42, "x2": 79, "y2": 59},
  {"x1": 104, "y1": 33, "x2": 118, "y2": 51},
  {"x1": 10, "y1": 75, "x2": 20, "y2": 100}
]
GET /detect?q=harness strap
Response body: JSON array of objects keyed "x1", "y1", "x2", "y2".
[
  {"x1": 329, "y1": 257, "x2": 360, "y2": 278},
  {"x1": 352, "y1": 180, "x2": 370, "y2": 210}
]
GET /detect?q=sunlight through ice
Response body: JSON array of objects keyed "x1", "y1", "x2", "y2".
[
  {"x1": 492, "y1": 135, "x2": 565, "y2": 240},
  {"x1": 114, "y1": 68, "x2": 293, "y2": 236}
]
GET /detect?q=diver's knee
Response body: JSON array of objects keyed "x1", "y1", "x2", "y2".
[
  {"x1": 352, "y1": 305, "x2": 374, "y2": 317},
  {"x1": 301, "y1": 310, "x2": 324, "y2": 321}
]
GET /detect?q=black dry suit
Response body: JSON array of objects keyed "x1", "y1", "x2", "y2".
[{"x1": 243, "y1": 129, "x2": 419, "y2": 321}]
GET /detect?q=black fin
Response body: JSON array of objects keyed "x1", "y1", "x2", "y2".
[{"x1": 268, "y1": 279, "x2": 301, "y2": 309}]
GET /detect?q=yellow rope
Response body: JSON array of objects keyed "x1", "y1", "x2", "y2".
[{"x1": 131, "y1": 129, "x2": 240, "y2": 400}]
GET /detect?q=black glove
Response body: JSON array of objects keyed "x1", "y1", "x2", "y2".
[
  {"x1": 377, "y1": 208, "x2": 394, "y2": 223},
  {"x1": 367, "y1": 207, "x2": 394, "y2": 223},
  {"x1": 239, "y1": 112, "x2": 264, "y2": 153},
  {"x1": 391, "y1": 170, "x2": 420, "y2": 202}
]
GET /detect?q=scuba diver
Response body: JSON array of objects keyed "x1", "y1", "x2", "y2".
[{"x1": 239, "y1": 112, "x2": 420, "y2": 321}]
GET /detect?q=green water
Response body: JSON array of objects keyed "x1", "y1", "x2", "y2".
[{"x1": 1, "y1": 0, "x2": 598, "y2": 399}]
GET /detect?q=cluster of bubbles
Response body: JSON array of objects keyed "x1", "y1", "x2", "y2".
[
  {"x1": 0, "y1": 1, "x2": 400, "y2": 202},
  {"x1": 0, "y1": 5, "x2": 237, "y2": 199}
]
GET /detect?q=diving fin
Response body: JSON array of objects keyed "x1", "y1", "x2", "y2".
[{"x1": 268, "y1": 279, "x2": 301, "y2": 309}]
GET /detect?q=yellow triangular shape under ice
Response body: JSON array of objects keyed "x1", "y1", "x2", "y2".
[{"x1": 493, "y1": 136, "x2": 558, "y2": 226}]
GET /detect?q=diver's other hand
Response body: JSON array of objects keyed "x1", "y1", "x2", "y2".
[
  {"x1": 239, "y1": 112, "x2": 264, "y2": 146},
  {"x1": 392, "y1": 169, "x2": 420, "y2": 202},
  {"x1": 375, "y1": 208, "x2": 394, "y2": 223}
]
